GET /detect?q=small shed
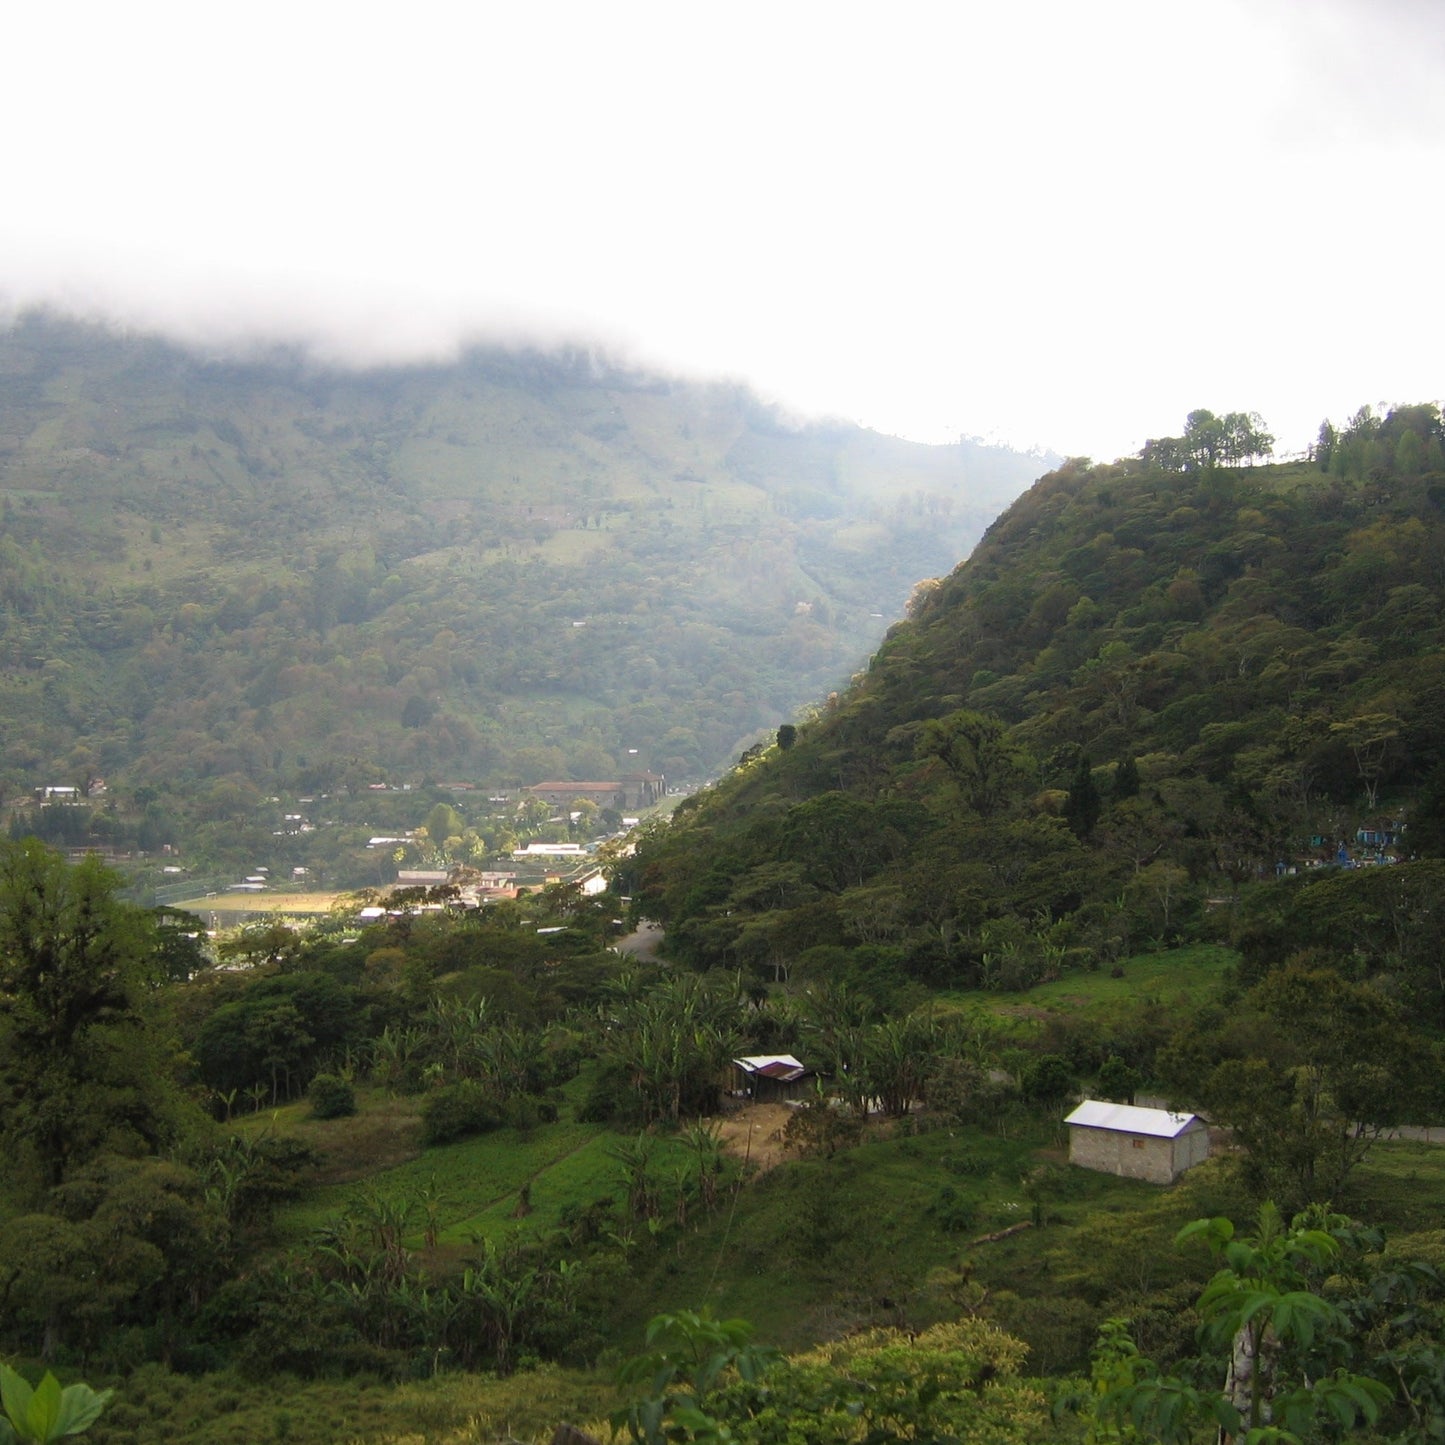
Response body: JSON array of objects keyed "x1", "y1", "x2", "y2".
[
  {"x1": 733, "y1": 1054, "x2": 810, "y2": 1103},
  {"x1": 1064, "y1": 1100, "x2": 1209, "y2": 1184}
]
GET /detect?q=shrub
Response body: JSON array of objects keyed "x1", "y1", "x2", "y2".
[
  {"x1": 501, "y1": 1095, "x2": 545, "y2": 1132},
  {"x1": 1021, "y1": 1053, "x2": 1075, "y2": 1104},
  {"x1": 933, "y1": 1184, "x2": 978, "y2": 1233},
  {"x1": 1095, "y1": 1055, "x2": 1141, "y2": 1104},
  {"x1": 783, "y1": 1095, "x2": 862, "y2": 1158},
  {"x1": 420, "y1": 1080, "x2": 503, "y2": 1145},
  {"x1": 576, "y1": 1058, "x2": 641, "y2": 1125},
  {"x1": 307, "y1": 1073, "x2": 356, "y2": 1120}
]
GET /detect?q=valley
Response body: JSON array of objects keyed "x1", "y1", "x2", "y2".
[
  {"x1": 2, "y1": 364, "x2": 1445, "y2": 1444},
  {"x1": 0, "y1": 312, "x2": 1049, "y2": 889}
]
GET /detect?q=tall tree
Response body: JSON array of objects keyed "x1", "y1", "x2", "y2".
[
  {"x1": 1183, "y1": 409, "x2": 1225, "y2": 469},
  {"x1": 1064, "y1": 752, "x2": 1102, "y2": 839},
  {"x1": 916, "y1": 709, "x2": 1029, "y2": 817},
  {"x1": 1111, "y1": 753, "x2": 1140, "y2": 802},
  {"x1": 1185, "y1": 966, "x2": 1427, "y2": 1209},
  {"x1": 0, "y1": 843, "x2": 191, "y2": 1192}
]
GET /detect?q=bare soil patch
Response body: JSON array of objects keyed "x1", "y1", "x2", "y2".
[
  {"x1": 174, "y1": 891, "x2": 345, "y2": 915},
  {"x1": 709, "y1": 1102, "x2": 795, "y2": 1174}
]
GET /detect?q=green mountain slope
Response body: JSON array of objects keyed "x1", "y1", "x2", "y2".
[
  {"x1": 630, "y1": 414, "x2": 1445, "y2": 1001},
  {"x1": 0, "y1": 312, "x2": 1050, "y2": 808}
]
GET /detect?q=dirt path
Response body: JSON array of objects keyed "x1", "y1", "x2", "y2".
[{"x1": 1382, "y1": 1125, "x2": 1445, "y2": 1143}]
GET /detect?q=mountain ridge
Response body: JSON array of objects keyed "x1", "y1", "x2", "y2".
[
  {"x1": 0, "y1": 311, "x2": 1053, "y2": 834},
  {"x1": 629, "y1": 409, "x2": 1445, "y2": 1005}
]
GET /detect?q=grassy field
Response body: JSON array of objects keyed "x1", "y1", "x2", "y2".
[
  {"x1": 275, "y1": 1116, "x2": 631, "y2": 1250},
  {"x1": 1342, "y1": 1139, "x2": 1445, "y2": 1236},
  {"x1": 933, "y1": 942, "x2": 1238, "y2": 1040},
  {"x1": 267, "y1": 1070, "x2": 707, "y2": 1265},
  {"x1": 1016, "y1": 943, "x2": 1237, "y2": 1010}
]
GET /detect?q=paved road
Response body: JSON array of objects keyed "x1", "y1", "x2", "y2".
[
  {"x1": 615, "y1": 921, "x2": 664, "y2": 961},
  {"x1": 1382, "y1": 1125, "x2": 1445, "y2": 1143}
]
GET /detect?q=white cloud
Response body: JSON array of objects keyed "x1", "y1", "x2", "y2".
[{"x1": 2, "y1": 0, "x2": 1438, "y2": 461}]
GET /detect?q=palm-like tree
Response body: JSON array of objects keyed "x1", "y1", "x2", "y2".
[
  {"x1": 861, "y1": 1012, "x2": 939, "y2": 1118},
  {"x1": 608, "y1": 1133, "x2": 660, "y2": 1220},
  {"x1": 605, "y1": 973, "x2": 746, "y2": 1123}
]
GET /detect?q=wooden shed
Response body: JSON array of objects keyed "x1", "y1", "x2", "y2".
[
  {"x1": 1064, "y1": 1100, "x2": 1209, "y2": 1184},
  {"x1": 732, "y1": 1054, "x2": 810, "y2": 1103}
]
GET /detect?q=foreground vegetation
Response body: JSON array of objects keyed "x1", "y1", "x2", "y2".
[{"x1": 3, "y1": 837, "x2": 1445, "y2": 1442}]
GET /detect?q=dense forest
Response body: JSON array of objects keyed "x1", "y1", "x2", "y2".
[
  {"x1": 630, "y1": 402, "x2": 1445, "y2": 1001},
  {"x1": 5, "y1": 401, "x2": 1445, "y2": 1445},
  {"x1": 0, "y1": 311, "x2": 1047, "y2": 875}
]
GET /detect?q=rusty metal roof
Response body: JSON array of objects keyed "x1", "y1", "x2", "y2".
[{"x1": 734, "y1": 1053, "x2": 807, "y2": 1082}]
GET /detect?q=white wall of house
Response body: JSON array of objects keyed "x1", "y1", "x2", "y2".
[{"x1": 1068, "y1": 1120, "x2": 1208, "y2": 1183}]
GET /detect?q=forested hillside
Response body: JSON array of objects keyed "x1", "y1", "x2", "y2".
[
  {"x1": 630, "y1": 405, "x2": 1445, "y2": 1008},
  {"x1": 6, "y1": 406, "x2": 1445, "y2": 1445},
  {"x1": 0, "y1": 311, "x2": 1047, "y2": 819}
]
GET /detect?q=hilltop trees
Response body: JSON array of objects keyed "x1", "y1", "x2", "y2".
[
  {"x1": 1141, "y1": 409, "x2": 1274, "y2": 471},
  {"x1": 1318, "y1": 401, "x2": 1444, "y2": 480}
]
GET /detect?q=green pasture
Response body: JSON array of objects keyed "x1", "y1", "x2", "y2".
[
  {"x1": 1342, "y1": 1138, "x2": 1445, "y2": 1234},
  {"x1": 273, "y1": 1118, "x2": 609, "y2": 1245},
  {"x1": 1023, "y1": 942, "x2": 1236, "y2": 1008},
  {"x1": 537, "y1": 528, "x2": 615, "y2": 564},
  {"x1": 938, "y1": 942, "x2": 1239, "y2": 1035}
]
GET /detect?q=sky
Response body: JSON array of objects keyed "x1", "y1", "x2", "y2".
[{"x1": 2, "y1": 0, "x2": 1440, "y2": 463}]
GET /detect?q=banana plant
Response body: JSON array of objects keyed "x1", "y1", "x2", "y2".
[{"x1": 0, "y1": 1365, "x2": 110, "y2": 1445}]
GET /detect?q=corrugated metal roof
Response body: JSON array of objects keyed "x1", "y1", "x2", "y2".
[
  {"x1": 1064, "y1": 1100, "x2": 1200, "y2": 1138},
  {"x1": 734, "y1": 1054, "x2": 807, "y2": 1082},
  {"x1": 755, "y1": 1061, "x2": 802, "y2": 1080}
]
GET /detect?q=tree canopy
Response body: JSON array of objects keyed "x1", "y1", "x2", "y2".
[{"x1": 631, "y1": 413, "x2": 1445, "y2": 998}]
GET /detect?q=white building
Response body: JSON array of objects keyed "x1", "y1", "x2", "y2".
[{"x1": 1064, "y1": 1100, "x2": 1210, "y2": 1184}]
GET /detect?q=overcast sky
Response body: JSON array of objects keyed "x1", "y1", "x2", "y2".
[{"x1": 3, "y1": 0, "x2": 1439, "y2": 462}]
